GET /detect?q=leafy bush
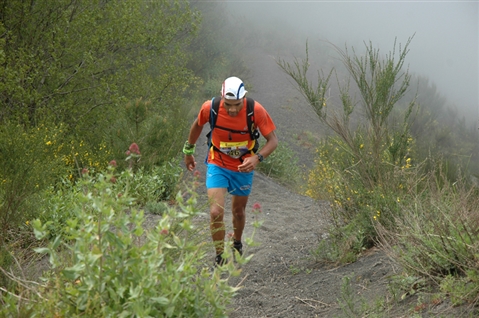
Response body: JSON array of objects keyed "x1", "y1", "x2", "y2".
[
  {"x1": 105, "y1": 99, "x2": 191, "y2": 171},
  {"x1": 33, "y1": 155, "x2": 182, "y2": 242},
  {"x1": 1, "y1": 0, "x2": 202, "y2": 280},
  {"x1": 114, "y1": 159, "x2": 183, "y2": 206},
  {"x1": 0, "y1": 0, "x2": 200, "y2": 216},
  {"x1": 0, "y1": 167, "x2": 239, "y2": 317},
  {"x1": 0, "y1": 121, "x2": 69, "y2": 244}
]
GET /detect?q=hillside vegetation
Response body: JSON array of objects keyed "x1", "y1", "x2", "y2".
[{"x1": 1, "y1": 1, "x2": 478, "y2": 316}]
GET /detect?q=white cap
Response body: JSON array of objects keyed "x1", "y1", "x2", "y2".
[{"x1": 221, "y1": 76, "x2": 247, "y2": 100}]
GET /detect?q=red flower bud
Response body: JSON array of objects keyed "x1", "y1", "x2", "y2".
[
  {"x1": 128, "y1": 143, "x2": 140, "y2": 155},
  {"x1": 252, "y1": 202, "x2": 262, "y2": 212}
]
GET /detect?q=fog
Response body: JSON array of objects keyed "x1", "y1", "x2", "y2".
[{"x1": 226, "y1": 0, "x2": 478, "y2": 120}]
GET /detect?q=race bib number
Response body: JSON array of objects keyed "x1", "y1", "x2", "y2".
[{"x1": 219, "y1": 141, "x2": 250, "y2": 158}]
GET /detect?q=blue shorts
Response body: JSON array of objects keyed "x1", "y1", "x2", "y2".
[{"x1": 206, "y1": 164, "x2": 254, "y2": 196}]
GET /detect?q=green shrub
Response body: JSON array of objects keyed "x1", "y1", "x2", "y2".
[
  {"x1": 378, "y1": 167, "x2": 479, "y2": 305},
  {"x1": 304, "y1": 134, "x2": 413, "y2": 260},
  {"x1": 62, "y1": 137, "x2": 113, "y2": 180},
  {"x1": 0, "y1": 121, "x2": 69, "y2": 244},
  {"x1": 114, "y1": 157, "x2": 183, "y2": 207},
  {"x1": 278, "y1": 38, "x2": 416, "y2": 261},
  {"x1": 105, "y1": 99, "x2": 190, "y2": 171},
  {"x1": 33, "y1": 156, "x2": 183, "y2": 242},
  {"x1": 0, "y1": 168, "x2": 239, "y2": 317}
]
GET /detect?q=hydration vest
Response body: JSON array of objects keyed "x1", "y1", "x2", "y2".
[{"x1": 205, "y1": 97, "x2": 260, "y2": 163}]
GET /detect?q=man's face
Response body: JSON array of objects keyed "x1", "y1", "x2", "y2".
[{"x1": 223, "y1": 98, "x2": 244, "y2": 117}]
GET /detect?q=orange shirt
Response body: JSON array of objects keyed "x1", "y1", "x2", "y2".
[{"x1": 198, "y1": 98, "x2": 276, "y2": 171}]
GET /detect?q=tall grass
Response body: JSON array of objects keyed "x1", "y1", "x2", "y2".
[
  {"x1": 278, "y1": 38, "x2": 416, "y2": 261},
  {"x1": 377, "y1": 165, "x2": 479, "y2": 307}
]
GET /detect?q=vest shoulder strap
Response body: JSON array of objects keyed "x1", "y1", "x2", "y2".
[
  {"x1": 209, "y1": 97, "x2": 221, "y2": 130},
  {"x1": 209, "y1": 97, "x2": 257, "y2": 139}
]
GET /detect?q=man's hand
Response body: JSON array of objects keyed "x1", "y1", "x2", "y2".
[
  {"x1": 185, "y1": 155, "x2": 196, "y2": 171},
  {"x1": 237, "y1": 155, "x2": 259, "y2": 173}
]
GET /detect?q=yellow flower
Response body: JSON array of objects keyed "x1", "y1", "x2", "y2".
[
  {"x1": 359, "y1": 144, "x2": 364, "y2": 149},
  {"x1": 46, "y1": 141, "x2": 52, "y2": 146}
]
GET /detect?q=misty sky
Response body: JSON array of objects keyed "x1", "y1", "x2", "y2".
[{"x1": 226, "y1": 0, "x2": 478, "y2": 118}]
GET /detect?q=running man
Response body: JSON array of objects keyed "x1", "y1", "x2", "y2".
[{"x1": 183, "y1": 76, "x2": 278, "y2": 265}]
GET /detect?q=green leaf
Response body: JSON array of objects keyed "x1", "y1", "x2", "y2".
[
  {"x1": 32, "y1": 219, "x2": 46, "y2": 239},
  {"x1": 151, "y1": 296, "x2": 170, "y2": 306},
  {"x1": 33, "y1": 247, "x2": 50, "y2": 255},
  {"x1": 62, "y1": 263, "x2": 85, "y2": 280},
  {"x1": 51, "y1": 235, "x2": 62, "y2": 249}
]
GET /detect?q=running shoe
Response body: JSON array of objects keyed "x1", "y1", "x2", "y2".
[
  {"x1": 215, "y1": 253, "x2": 227, "y2": 266},
  {"x1": 233, "y1": 239, "x2": 243, "y2": 256}
]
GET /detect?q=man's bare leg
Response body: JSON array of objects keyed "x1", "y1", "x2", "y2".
[
  {"x1": 208, "y1": 188, "x2": 227, "y2": 256},
  {"x1": 231, "y1": 195, "x2": 248, "y2": 243}
]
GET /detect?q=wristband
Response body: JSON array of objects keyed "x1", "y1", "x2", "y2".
[{"x1": 183, "y1": 141, "x2": 196, "y2": 155}]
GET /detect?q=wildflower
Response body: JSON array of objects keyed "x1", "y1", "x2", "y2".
[
  {"x1": 81, "y1": 168, "x2": 89, "y2": 175},
  {"x1": 125, "y1": 150, "x2": 131, "y2": 155},
  {"x1": 117, "y1": 193, "x2": 123, "y2": 198},
  {"x1": 109, "y1": 160, "x2": 117, "y2": 167},
  {"x1": 110, "y1": 176, "x2": 117, "y2": 183},
  {"x1": 252, "y1": 202, "x2": 262, "y2": 212},
  {"x1": 46, "y1": 141, "x2": 52, "y2": 146},
  {"x1": 359, "y1": 144, "x2": 364, "y2": 149},
  {"x1": 129, "y1": 143, "x2": 140, "y2": 155},
  {"x1": 404, "y1": 157, "x2": 412, "y2": 169},
  {"x1": 160, "y1": 229, "x2": 169, "y2": 235}
]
